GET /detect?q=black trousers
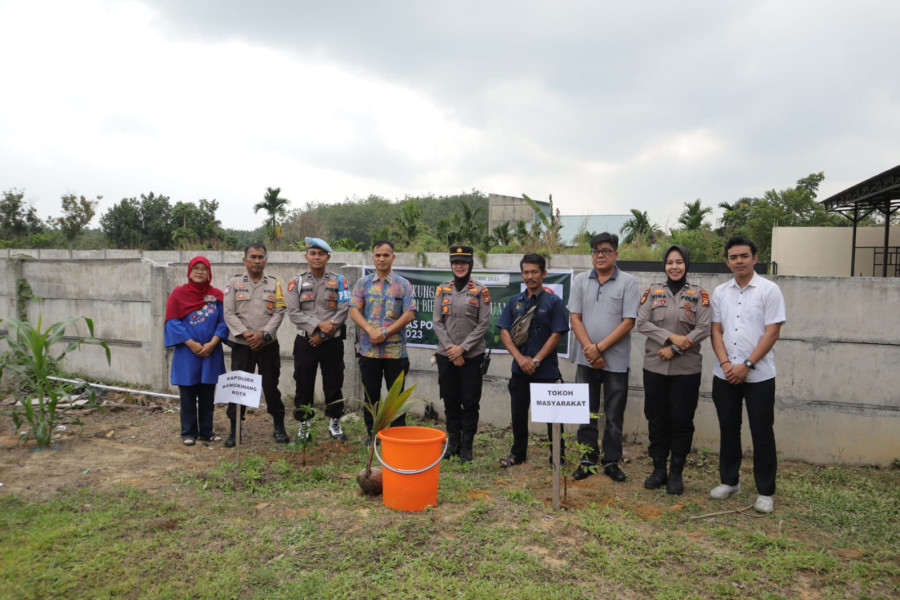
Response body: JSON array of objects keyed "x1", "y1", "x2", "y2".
[
  {"x1": 358, "y1": 356, "x2": 409, "y2": 434},
  {"x1": 227, "y1": 342, "x2": 284, "y2": 420},
  {"x1": 178, "y1": 383, "x2": 215, "y2": 440},
  {"x1": 574, "y1": 365, "x2": 629, "y2": 465},
  {"x1": 712, "y1": 376, "x2": 777, "y2": 496},
  {"x1": 436, "y1": 353, "x2": 483, "y2": 438},
  {"x1": 292, "y1": 335, "x2": 344, "y2": 419},
  {"x1": 508, "y1": 372, "x2": 563, "y2": 461},
  {"x1": 642, "y1": 369, "x2": 701, "y2": 465}
]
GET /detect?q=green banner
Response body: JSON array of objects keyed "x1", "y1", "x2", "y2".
[{"x1": 363, "y1": 266, "x2": 573, "y2": 357}]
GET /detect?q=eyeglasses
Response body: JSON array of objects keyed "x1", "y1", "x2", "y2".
[{"x1": 591, "y1": 248, "x2": 615, "y2": 256}]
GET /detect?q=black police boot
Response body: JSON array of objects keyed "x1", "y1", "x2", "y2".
[
  {"x1": 225, "y1": 418, "x2": 238, "y2": 448},
  {"x1": 272, "y1": 415, "x2": 290, "y2": 444},
  {"x1": 666, "y1": 456, "x2": 686, "y2": 495},
  {"x1": 644, "y1": 457, "x2": 668, "y2": 490},
  {"x1": 443, "y1": 431, "x2": 460, "y2": 459},
  {"x1": 458, "y1": 434, "x2": 474, "y2": 463}
]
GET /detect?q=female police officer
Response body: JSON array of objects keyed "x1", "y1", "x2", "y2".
[
  {"x1": 433, "y1": 245, "x2": 491, "y2": 462},
  {"x1": 636, "y1": 245, "x2": 711, "y2": 494}
]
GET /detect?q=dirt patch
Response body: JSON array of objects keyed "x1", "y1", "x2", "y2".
[{"x1": 0, "y1": 395, "x2": 349, "y2": 501}]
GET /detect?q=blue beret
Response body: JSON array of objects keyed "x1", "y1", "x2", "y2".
[{"x1": 304, "y1": 237, "x2": 333, "y2": 255}]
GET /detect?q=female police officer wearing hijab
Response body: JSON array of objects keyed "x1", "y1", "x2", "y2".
[
  {"x1": 636, "y1": 245, "x2": 711, "y2": 494},
  {"x1": 432, "y1": 245, "x2": 491, "y2": 462}
]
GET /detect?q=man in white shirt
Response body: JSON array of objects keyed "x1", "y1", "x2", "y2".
[{"x1": 709, "y1": 236, "x2": 786, "y2": 514}]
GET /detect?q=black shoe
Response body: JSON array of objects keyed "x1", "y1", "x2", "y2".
[
  {"x1": 644, "y1": 468, "x2": 668, "y2": 490},
  {"x1": 666, "y1": 471, "x2": 684, "y2": 495},
  {"x1": 458, "y1": 435, "x2": 474, "y2": 463},
  {"x1": 225, "y1": 434, "x2": 236, "y2": 448},
  {"x1": 603, "y1": 463, "x2": 627, "y2": 482},
  {"x1": 443, "y1": 432, "x2": 460, "y2": 459},
  {"x1": 273, "y1": 428, "x2": 289, "y2": 444},
  {"x1": 572, "y1": 463, "x2": 594, "y2": 481}
]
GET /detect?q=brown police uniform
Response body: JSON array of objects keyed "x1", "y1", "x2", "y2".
[
  {"x1": 433, "y1": 278, "x2": 491, "y2": 359},
  {"x1": 285, "y1": 270, "x2": 350, "y2": 420},
  {"x1": 637, "y1": 282, "x2": 711, "y2": 376},
  {"x1": 222, "y1": 273, "x2": 286, "y2": 423},
  {"x1": 432, "y1": 258, "x2": 492, "y2": 460},
  {"x1": 636, "y1": 280, "x2": 711, "y2": 481}
]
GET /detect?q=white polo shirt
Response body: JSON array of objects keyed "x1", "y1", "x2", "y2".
[{"x1": 711, "y1": 272, "x2": 786, "y2": 383}]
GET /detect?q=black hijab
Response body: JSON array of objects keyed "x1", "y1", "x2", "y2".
[
  {"x1": 453, "y1": 261, "x2": 472, "y2": 291},
  {"x1": 664, "y1": 245, "x2": 690, "y2": 295}
]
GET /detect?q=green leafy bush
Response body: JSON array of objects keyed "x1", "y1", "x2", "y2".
[{"x1": 2, "y1": 316, "x2": 111, "y2": 449}]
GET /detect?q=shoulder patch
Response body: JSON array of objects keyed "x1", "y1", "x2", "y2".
[
  {"x1": 435, "y1": 287, "x2": 442, "y2": 298},
  {"x1": 481, "y1": 287, "x2": 491, "y2": 304},
  {"x1": 275, "y1": 281, "x2": 286, "y2": 308},
  {"x1": 224, "y1": 285, "x2": 231, "y2": 294},
  {"x1": 640, "y1": 287, "x2": 649, "y2": 305},
  {"x1": 701, "y1": 290, "x2": 710, "y2": 307},
  {"x1": 287, "y1": 280, "x2": 296, "y2": 292}
]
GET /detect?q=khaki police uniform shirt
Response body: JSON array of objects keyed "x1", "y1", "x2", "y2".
[
  {"x1": 433, "y1": 279, "x2": 491, "y2": 358},
  {"x1": 223, "y1": 273, "x2": 286, "y2": 346},
  {"x1": 636, "y1": 281, "x2": 711, "y2": 376},
  {"x1": 284, "y1": 271, "x2": 350, "y2": 337}
]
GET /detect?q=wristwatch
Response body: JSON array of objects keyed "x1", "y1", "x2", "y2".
[
  {"x1": 743, "y1": 359, "x2": 755, "y2": 370},
  {"x1": 262, "y1": 331, "x2": 272, "y2": 342},
  {"x1": 381, "y1": 328, "x2": 388, "y2": 336},
  {"x1": 532, "y1": 358, "x2": 541, "y2": 367}
]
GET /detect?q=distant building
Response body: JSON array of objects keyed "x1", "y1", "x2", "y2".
[
  {"x1": 558, "y1": 215, "x2": 631, "y2": 246},
  {"x1": 488, "y1": 193, "x2": 550, "y2": 231},
  {"x1": 488, "y1": 193, "x2": 629, "y2": 247}
]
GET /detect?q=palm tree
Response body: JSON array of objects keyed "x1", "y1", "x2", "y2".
[
  {"x1": 395, "y1": 200, "x2": 422, "y2": 247},
  {"x1": 677, "y1": 199, "x2": 713, "y2": 230},
  {"x1": 620, "y1": 209, "x2": 662, "y2": 245},
  {"x1": 492, "y1": 221, "x2": 512, "y2": 246},
  {"x1": 254, "y1": 187, "x2": 290, "y2": 244},
  {"x1": 717, "y1": 198, "x2": 752, "y2": 234}
]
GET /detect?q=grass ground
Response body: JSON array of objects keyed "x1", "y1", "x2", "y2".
[{"x1": 1, "y1": 411, "x2": 898, "y2": 600}]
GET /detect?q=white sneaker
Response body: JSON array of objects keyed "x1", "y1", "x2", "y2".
[
  {"x1": 754, "y1": 495, "x2": 774, "y2": 513},
  {"x1": 297, "y1": 420, "x2": 312, "y2": 442},
  {"x1": 710, "y1": 483, "x2": 741, "y2": 499},
  {"x1": 328, "y1": 418, "x2": 347, "y2": 441}
]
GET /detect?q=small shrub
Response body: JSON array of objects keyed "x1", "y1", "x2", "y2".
[{"x1": 2, "y1": 316, "x2": 111, "y2": 449}]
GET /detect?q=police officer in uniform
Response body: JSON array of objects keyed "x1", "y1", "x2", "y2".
[
  {"x1": 636, "y1": 245, "x2": 711, "y2": 494},
  {"x1": 433, "y1": 244, "x2": 491, "y2": 462},
  {"x1": 285, "y1": 237, "x2": 350, "y2": 442},
  {"x1": 223, "y1": 243, "x2": 288, "y2": 446}
]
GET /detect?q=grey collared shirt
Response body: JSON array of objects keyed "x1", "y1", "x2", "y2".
[
  {"x1": 284, "y1": 271, "x2": 350, "y2": 336},
  {"x1": 568, "y1": 266, "x2": 640, "y2": 372}
]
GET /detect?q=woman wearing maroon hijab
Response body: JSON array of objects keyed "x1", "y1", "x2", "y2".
[{"x1": 164, "y1": 256, "x2": 228, "y2": 445}]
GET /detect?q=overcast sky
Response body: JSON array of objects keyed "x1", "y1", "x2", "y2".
[{"x1": 1, "y1": 0, "x2": 898, "y2": 232}]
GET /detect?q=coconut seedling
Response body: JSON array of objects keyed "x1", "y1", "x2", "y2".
[{"x1": 357, "y1": 371, "x2": 421, "y2": 495}]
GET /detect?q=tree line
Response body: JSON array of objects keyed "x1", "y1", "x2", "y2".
[{"x1": 1, "y1": 172, "x2": 881, "y2": 262}]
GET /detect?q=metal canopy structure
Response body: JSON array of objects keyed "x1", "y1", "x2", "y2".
[{"x1": 820, "y1": 164, "x2": 900, "y2": 277}]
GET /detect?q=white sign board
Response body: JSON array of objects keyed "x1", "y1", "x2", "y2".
[
  {"x1": 530, "y1": 383, "x2": 590, "y2": 424},
  {"x1": 214, "y1": 371, "x2": 262, "y2": 408}
]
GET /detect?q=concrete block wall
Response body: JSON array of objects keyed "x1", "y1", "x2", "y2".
[{"x1": 1, "y1": 248, "x2": 898, "y2": 465}]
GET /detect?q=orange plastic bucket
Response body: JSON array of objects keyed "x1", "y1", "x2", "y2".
[{"x1": 375, "y1": 426, "x2": 447, "y2": 511}]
